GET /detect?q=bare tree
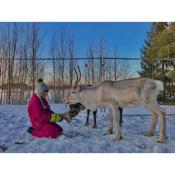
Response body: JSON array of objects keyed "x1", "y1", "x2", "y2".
[
  {"x1": 87, "y1": 41, "x2": 96, "y2": 84},
  {"x1": 58, "y1": 28, "x2": 67, "y2": 97},
  {"x1": 98, "y1": 38, "x2": 106, "y2": 83},
  {"x1": 28, "y1": 23, "x2": 42, "y2": 93},
  {"x1": 113, "y1": 48, "x2": 120, "y2": 81},
  {"x1": 50, "y1": 33, "x2": 63, "y2": 102},
  {"x1": 0, "y1": 23, "x2": 18, "y2": 104},
  {"x1": 119, "y1": 60, "x2": 132, "y2": 80},
  {"x1": 50, "y1": 33, "x2": 57, "y2": 102},
  {"x1": 0, "y1": 35, "x2": 8, "y2": 104},
  {"x1": 68, "y1": 33, "x2": 75, "y2": 86},
  {"x1": 18, "y1": 40, "x2": 29, "y2": 103}
]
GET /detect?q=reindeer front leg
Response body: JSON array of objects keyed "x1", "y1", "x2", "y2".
[
  {"x1": 85, "y1": 109, "x2": 90, "y2": 126},
  {"x1": 113, "y1": 106, "x2": 122, "y2": 141},
  {"x1": 93, "y1": 110, "x2": 97, "y2": 128}
]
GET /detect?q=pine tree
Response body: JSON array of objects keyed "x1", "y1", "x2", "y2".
[
  {"x1": 139, "y1": 22, "x2": 175, "y2": 101},
  {"x1": 138, "y1": 22, "x2": 168, "y2": 78}
]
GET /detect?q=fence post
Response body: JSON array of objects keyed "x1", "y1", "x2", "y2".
[
  {"x1": 102, "y1": 56, "x2": 105, "y2": 81},
  {"x1": 99, "y1": 55, "x2": 105, "y2": 83}
]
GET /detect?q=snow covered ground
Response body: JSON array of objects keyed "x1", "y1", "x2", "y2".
[{"x1": 0, "y1": 104, "x2": 175, "y2": 153}]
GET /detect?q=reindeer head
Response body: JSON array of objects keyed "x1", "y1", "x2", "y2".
[
  {"x1": 69, "y1": 102, "x2": 86, "y2": 118},
  {"x1": 64, "y1": 66, "x2": 82, "y2": 104}
]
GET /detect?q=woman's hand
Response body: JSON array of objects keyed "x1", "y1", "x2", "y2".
[
  {"x1": 50, "y1": 112, "x2": 70, "y2": 123},
  {"x1": 50, "y1": 113, "x2": 64, "y2": 123}
]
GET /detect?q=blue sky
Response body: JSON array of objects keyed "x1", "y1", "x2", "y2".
[{"x1": 41, "y1": 22, "x2": 151, "y2": 58}]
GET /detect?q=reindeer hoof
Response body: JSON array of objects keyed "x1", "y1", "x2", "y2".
[
  {"x1": 106, "y1": 129, "x2": 113, "y2": 135},
  {"x1": 157, "y1": 139, "x2": 165, "y2": 143},
  {"x1": 157, "y1": 136, "x2": 167, "y2": 143},
  {"x1": 113, "y1": 135, "x2": 122, "y2": 141},
  {"x1": 93, "y1": 125, "x2": 97, "y2": 129},
  {"x1": 84, "y1": 123, "x2": 89, "y2": 126},
  {"x1": 145, "y1": 131, "x2": 154, "y2": 137}
]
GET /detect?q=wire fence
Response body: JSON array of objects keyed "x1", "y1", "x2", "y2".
[{"x1": 0, "y1": 57, "x2": 175, "y2": 105}]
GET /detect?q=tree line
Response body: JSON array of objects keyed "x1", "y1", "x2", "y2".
[{"x1": 0, "y1": 23, "x2": 131, "y2": 104}]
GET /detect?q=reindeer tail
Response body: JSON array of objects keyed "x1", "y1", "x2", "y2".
[{"x1": 155, "y1": 80, "x2": 164, "y2": 92}]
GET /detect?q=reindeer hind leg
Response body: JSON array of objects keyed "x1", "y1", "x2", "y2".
[
  {"x1": 145, "y1": 110, "x2": 158, "y2": 137},
  {"x1": 146, "y1": 104, "x2": 166, "y2": 143}
]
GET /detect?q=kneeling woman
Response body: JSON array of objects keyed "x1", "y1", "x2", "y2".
[{"x1": 27, "y1": 79, "x2": 68, "y2": 138}]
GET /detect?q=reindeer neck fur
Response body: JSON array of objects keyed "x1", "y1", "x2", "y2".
[{"x1": 77, "y1": 86, "x2": 99, "y2": 110}]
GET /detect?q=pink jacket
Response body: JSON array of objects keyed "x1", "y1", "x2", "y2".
[{"x1": 27, "y1": 93, "x2": 63, "y2": 138}]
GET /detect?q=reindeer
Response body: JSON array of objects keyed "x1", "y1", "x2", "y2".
[{"x1": 64, "y1": 66, "x2": 166, "y2": 143}]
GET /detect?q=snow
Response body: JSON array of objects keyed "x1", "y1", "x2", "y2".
[{"x1": 0, "y1": 104, "x2": 175, "y2": 153}]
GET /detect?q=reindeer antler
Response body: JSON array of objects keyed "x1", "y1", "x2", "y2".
[
  {"x1": 64, "y1": 66, "x2": 81, "y2": 98},
  {"x1": 65, "y1": 118, "x2": 79, "y2": 127},
  {"x1": 74, "y1": 66, "x2": 79, "y2": 87},
  {"x1": 77, "y1": 65, "x2": 81, "y2": 84},
  {"x1": 74, "y1": 65, "x2": 81, "y2": 87},
  {"x1": 63, "y1": 111, "x2": 79, "y2": 127}
]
